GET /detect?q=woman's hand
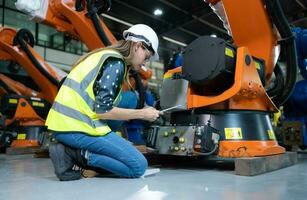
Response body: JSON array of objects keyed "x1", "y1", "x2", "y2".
[{"x1": 141, "y1": 107, "x2": 163, "y2": 122}]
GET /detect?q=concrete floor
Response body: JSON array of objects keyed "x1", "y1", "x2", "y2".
[{"x1": 0, "y1": 154, "x2": 307, "y2": 200}]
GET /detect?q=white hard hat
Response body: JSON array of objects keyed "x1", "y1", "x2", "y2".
[{"x1": 123, "y1": 24, "x2": 159, "y2": 61}]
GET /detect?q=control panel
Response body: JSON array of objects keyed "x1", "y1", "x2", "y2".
[{"x1": 146, "y1": 125, "x2": 220, "y2": 156}]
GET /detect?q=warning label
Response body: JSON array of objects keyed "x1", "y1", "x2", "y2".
[
  {"x1": 224, "y1": 128, "x2": 243, "y2": 140},
  {"x1": 267, "y1": 130, "x2": 276, "y2": 140}
]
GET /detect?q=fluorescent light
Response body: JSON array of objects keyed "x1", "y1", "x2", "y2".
[
  {"x1": 162, "y1": 36, "x2": 187, "y2": 47},
  {"x1": 102, "y1": 14, "x2": 133, "y2": 27},
  {"x1": 154, "y1": 9, "x2": 163, "y2": 16},
  {"x1": 102, "y1": 14, "x2": 187, "y2": 47},
  {"x1": 210, "y1": 34, "x2": 217, "y2": 37}
]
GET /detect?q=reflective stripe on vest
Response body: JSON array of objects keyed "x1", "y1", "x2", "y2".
[
  {"x1": 52, "y1": 101, "x2": 108, "y2": 130},
  {"x1": 62, "y1": 77, "x2": 95, "y2": 109},
  {"x1": 46, "y1": 49, "x2": 126, "y2": 136}
]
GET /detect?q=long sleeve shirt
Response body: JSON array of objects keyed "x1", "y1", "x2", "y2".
[{"x1": 93, "y1": 57, "x2": 125, "y2": 113}]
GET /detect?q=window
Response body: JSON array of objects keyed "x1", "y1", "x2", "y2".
[
  {"x1": 37, "y1": 24, "x2": 58, "y2": 47},
  {"x1": 1, "y1": 1, "x2": 98, "y2": 56},
  {"x1": 6, "y1": 0, "x2": 17, "y2": 9},
  {"x1": 4, "y1": 9, "x2": 35, "y2": 32}
]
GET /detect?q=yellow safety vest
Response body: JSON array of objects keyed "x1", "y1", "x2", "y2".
[{"x1": 46, "y1": 49, "x2": 126, "y2": 136}]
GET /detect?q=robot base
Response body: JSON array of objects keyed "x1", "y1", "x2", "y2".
[{"x1": 147, "y1": 110, "x2": 285, "y2": 158}]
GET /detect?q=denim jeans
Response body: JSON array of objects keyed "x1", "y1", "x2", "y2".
[{"x1": 54, "y1": 91, "x2": 148, "y2": 178}]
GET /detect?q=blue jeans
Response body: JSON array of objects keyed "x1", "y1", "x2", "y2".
[{"x1": 54, "y1": 91, "x2": 148, "y2": 178}]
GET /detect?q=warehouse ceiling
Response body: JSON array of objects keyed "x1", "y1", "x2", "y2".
[{"x1": 101, "y1": 0, "x2": 307, "y2": 64}]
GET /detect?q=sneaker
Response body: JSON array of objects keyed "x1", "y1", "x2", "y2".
[
  {"x1": 49, "y1": 142, "x2": 81, "y2": 181},
  {"x1": 64, "y1": 145, "x2": 87, "y2": 168}
]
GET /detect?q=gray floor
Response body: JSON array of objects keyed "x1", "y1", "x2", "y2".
[{"x1": 0, "y1": 154, "x2": 307, "y2": 200}]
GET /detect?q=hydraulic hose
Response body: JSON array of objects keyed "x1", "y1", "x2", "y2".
[
  {"x1": 86, "y1": 0, "x2": 112, "y2": 46},
  {"x1": 195, "y1": 143, "x2": 219, "y2": 156},
  {"x1": 130, "y1": 69, "x2": 146, "y2": 109},
  {"x1": 94, "y1": 0, "x2": 112, "y2": 15},
  {"x1": 85, "y1": 0, "x2": 146, "y2": 108},
  {"x1": 13, "y1": 29, "x2": 60, "y2": 87},
  {"x1": 267, "y1": 63, "x2": 285, "y2": 97},
  {"x1": 84, "y1": 0, "x2": 145, "y2": 108},
  {"x1": 75, "y1": 0, "x2": 84, "y2": 11},
  {"x1": 264, "y1": 0, "x2": 298, "y2": 106}
]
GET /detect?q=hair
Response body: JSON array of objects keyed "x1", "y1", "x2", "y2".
[
  {"x1": 71, "y1": 40, "x2": 136, "y2": 89},
  {"x1": 105, "y1": 40, "x2": 134, "y2": 60},
  {"x1": 105, "y1": 40, "x2": 135, "y2": 89}
]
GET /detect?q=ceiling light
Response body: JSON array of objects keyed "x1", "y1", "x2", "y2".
[
  {"x1": 154, "y1": 9, "x2": 163, "y2": 16},
  {"x1": 102, "y1": 14, "x2": 133, "y2": 27},
  {"x1": 162, "y1": 36, "x2": 187, "y2": 47},
  {"x1": 210, "y1": 34, "x2": 217, "y2": 38}
]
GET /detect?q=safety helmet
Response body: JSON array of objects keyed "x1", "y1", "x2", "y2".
[{"x1": 123, "y1": 24, "x2": 159, "y2": 61}]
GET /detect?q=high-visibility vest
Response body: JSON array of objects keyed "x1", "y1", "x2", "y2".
[{"x1": 46, "y1": 49, "x2": 126, "y2": 136}]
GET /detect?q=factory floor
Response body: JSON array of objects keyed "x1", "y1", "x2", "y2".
[{"x1": 0, "y1": 153, "x2": 307, "y2": 200}]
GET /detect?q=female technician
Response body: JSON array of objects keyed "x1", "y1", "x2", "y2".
[{"x1": 46, "y1": 24, "x2": 161, "y2": 181}]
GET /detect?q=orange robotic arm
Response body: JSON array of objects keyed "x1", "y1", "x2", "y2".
[
  {"x1": 42, "y1": 0, "x2": 117, "y2": 49},
  {"x1": 207, "y1": 0, "x2": 279, "y2": 81},
  {"x1": 183, "y1": 0, "x2": 296, "y2": 110},
  {"x1": 0, "y1": 74, "x2": 41, "y2": 98},
  {"x1": 157, "y1": 0, "x2": 296, "y2": 157},
  {"x1": 0, "y1": 27, "x2": 61, "y2": 103},
  {"x1": 16, "y1": 0, "x2": 152, "y2": 80}
]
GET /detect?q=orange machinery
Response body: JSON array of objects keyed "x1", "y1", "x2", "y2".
[
  {"x1": 0, "y1": 73, "x2": 41, "y2": 98},
  {"x1": 147, "y1": 0, "x2": 297, "y2": 158},
  {"x1": 0, "y1": 27, "x2": 63, "y2": 148},
  {"x1": 16, "y1": 0, "x2": 152, "y2": 108}
]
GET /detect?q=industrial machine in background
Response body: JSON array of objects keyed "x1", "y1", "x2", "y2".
[
  {"x1": 147, "y1": 0, "x2": 297, "y2": 158},
  {"x1": 0, "y1": 27, "x2": 64, "y2": 150}
]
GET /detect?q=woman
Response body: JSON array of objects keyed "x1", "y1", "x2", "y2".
[{"x1": 46, "y1": 24, "x2": 162, "y2": 181}]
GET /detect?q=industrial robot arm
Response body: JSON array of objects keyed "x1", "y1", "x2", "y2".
[
  {"x1": 153, "y1": 0, "x2": 297, "y2": 158},
  {"x1": 15, "y1": 0, "x2": 116, "y2": 50},
  {"x1": 183, "y1": 0, "x2": 297, "y2": 110},
  {"x1": 0, "y1": 27, "x2": 63, "y2": 103},
  {"x1": 161, "y1": 0, "x2": 296, "y2": 111},
  {"x1": 0, "y1": 73, "x2": 41, "y2": 98}
]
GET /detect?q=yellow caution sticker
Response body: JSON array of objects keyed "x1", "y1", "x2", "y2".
[
  {"x1": 32, "y1": 101, "x2": 45, "y2": 107},
  {"x1": 163, "y1": 73, "x2": 173, "y2": 79},
  {"x1": 267, "y1": 130, "x2": 276, "y2": 140},
  {"x1": 224, "y1": 128, "x2": 243, "y2": 140},
  {"x1": 9, "y1": 98, "x2": 18, "y2": 104},
  {"x1": 225, "y1": 47, "x2": 234, "y2": 58},
  {"x1": 17, "y1": 133, "x2": 26, "y2": 140}
]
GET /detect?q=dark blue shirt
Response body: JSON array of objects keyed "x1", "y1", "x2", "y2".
[{"x1": 93, "y1": 57, "x2": 125, "y2": 113}]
